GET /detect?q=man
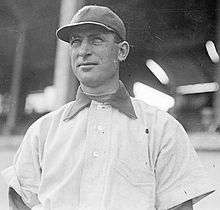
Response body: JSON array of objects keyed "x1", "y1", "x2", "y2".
[{"x1": 2, "y1": 5, "x2": 214, "y2": 210}]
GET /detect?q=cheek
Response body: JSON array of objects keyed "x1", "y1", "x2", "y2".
[
  {"x1": 102, "y1": 48, "x2": 118, "y2": 63},
  {"x1": 70, "y1": 51, "x2": 77, "y2": 65},
  {"x1": 110, "y1": 47, "x2": 120, "y2": 61},
  {"x1": 70, "y1": 52, "x2": 79, "y2": 75}
]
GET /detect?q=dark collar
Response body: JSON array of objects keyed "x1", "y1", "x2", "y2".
[{"x1": 63, "y1": 81, "x2": 137, "y2": 121}]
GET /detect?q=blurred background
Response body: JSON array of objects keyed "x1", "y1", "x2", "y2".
[{"x1": 0, "y1": 0, "x2": 220, "y2": 209}]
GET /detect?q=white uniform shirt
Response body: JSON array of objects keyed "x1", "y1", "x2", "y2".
[{"x1": 2, "y1": 82, "x2": 215, "y2": 210}]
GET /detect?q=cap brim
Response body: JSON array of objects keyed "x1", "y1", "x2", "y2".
[{"x1": 56, "y1": 22, "x2": 115, "y2": 43}]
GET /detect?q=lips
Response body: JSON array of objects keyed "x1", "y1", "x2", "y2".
[{"x1": 77, "y1": 62, "x2": 98, "y2": 67}]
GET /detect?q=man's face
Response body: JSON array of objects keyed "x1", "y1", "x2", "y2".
[{"x1": 69, "y1": 25, "x2": 121, "y2": 87}]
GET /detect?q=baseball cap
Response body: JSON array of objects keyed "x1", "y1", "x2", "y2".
[{"x1": 56, "y1": 5, "x2": 126, "y2": 43}]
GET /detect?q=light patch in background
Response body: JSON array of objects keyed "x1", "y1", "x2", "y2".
[
  {"x1": 25, "y1": 86, "x2": 56, "y2": 113},
  {"x1": 176, "y1": 82, "x2": 219, "y2": 95},
  {"x1": 205, "y1": 40, "x2": 219, "y2": 63},
  {"x1": 146, "y1": 59, "x2": 169, "y2": 84},
  {"x1": 133, "y1": 82, "x2": 175, "y2": 111},
  {"x1": 0, "y1": 95, "x2": 3, "y2": 113}
]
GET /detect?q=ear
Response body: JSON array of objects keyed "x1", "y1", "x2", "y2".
[{"x1": 117, "y1": 41, "x2": 130, "y2": 62}]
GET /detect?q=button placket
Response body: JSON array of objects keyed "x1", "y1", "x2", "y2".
[
  {"x1": 81, "y1": 101, "x2": 112, "y2": 207},
  {"x1": 80, "y1": 101, "x2": 113, "y2": 208},
  {"x1": 97, "y1": 103, "x2": 110, "y2": 110}
]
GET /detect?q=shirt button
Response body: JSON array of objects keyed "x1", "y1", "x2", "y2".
[
  {"x1": 93, "y1": 151, "x2": 99, "y2": 158},
  {"x1": 97, "y1": 125, "x2": 105, "y2": 134},
  {"x1": 97, "y1": 104, "x2": 106, "y2": 110},
  {"x1": 97, "y1": 125, "x2": 103, "y2": 130}
]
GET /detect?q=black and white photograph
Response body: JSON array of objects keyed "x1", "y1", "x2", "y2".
[{"x1": 0, "y1": 0, "x2": 219, "y2": 209}]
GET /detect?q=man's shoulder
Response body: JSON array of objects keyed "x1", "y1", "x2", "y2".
[
  {"x1": 131, "y1": 97, "x2": 178, "y2": 126},
  {"x1": 131, "y1": 97, "x2": 158, "y2": 113},
  {"x1": 131, "y1": 97, "x2": 169, "y2": 117},
  {"x1": 29, "y1": 101, "x2": 76, "y2": 129}
]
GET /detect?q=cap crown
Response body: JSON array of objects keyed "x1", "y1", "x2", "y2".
[{"x1": 56, "y1": 5, "x2": 126, "y2": 42}]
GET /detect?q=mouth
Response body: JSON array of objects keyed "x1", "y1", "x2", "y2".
[{"x1": 77, "y1": 62, "x2": 98, "y2": 67}]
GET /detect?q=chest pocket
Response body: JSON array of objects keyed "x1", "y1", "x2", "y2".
[
  {"x1": 115, "y1": 121, "x2": 155, "y2": 186},
  {"x1": 114, "y1": 159, "x2": 153, "y2": 186}
]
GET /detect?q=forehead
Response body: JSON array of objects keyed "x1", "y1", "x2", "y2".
[{"x1": 69, "y1": 24, "x2": 114, "y2": 38}]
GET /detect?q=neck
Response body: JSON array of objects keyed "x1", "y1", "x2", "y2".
[{"x1": 81, "y1": 79, "x2": 120, "y2": 96}]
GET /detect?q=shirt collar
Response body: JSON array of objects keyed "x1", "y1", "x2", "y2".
[{"x1": 63, "y1": 81, "x2": 137, "y2": 121}]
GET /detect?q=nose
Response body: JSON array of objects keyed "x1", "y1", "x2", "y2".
[{"x1": 78, "y1": 39, "x2": 91, "y2": 57}]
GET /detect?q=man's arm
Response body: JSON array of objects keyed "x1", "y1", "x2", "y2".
[
  {"x1": 154, "y1": 112, "x2": 214, "y2": 209},
  {"x1": 169, "y1": 200, "x2": 193, "y2": 210},
  {"x1": 9, "y1": 188, "x2": 31, "y2": 210},
  {"x1": 1, "y1": 123, "x2": 43, "y2": 209}
]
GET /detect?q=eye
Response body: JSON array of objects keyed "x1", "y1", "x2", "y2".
[
  {"x1": 91, "y1": 37, "x2": 104, "y2": 45},
  {"x1": 70, "y1": 38, "x2": 81, "y2": 47}
]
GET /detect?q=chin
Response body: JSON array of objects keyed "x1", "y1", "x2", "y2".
[
  {"x1": 80, "y1": 78, "x2": 102, "y2": 87},
  {"x1": 78, "y1": 73, "x2": 116, "y2": 88}
]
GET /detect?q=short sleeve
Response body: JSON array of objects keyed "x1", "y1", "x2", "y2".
[
  {"x1": 154, "y1": 115, "x2": 215, "y2": 210},
  {"x1": 1, "y1": 124, "x2": 42, "y2": 209}
]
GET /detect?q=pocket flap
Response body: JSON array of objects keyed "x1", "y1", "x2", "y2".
[{"x1": 114, "y1": 160, "x2": 153, "y2": 186}]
